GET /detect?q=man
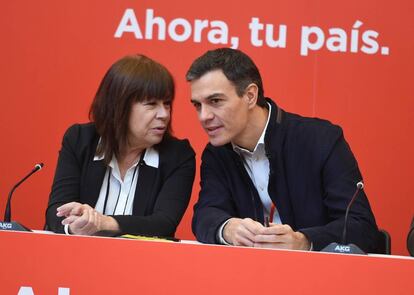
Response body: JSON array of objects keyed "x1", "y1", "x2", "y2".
[{"x1": 187, "y1": 48, "x2": 379, "y2": 252}]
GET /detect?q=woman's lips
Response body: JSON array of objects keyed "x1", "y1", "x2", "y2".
[{"x1": 151, "y1": 126, "x2": 166, "y2": 135}]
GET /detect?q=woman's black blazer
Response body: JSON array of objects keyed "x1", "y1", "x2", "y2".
[{"x1": 46, "y1": 123, "x2": 196, "y2": 237}]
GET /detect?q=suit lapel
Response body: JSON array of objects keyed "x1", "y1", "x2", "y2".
[
  {"x1": 133, "y1": 163, "x2": 158, "y2": 215},
  {"x1": 266, "y1": 103, "x2": 296, "y2": 229},
  {"x1": 82, "y1": 159, "x2": 107, "y2": 208}
]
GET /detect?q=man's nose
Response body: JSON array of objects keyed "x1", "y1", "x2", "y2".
[{"x1": 199, "y1": 105, "x2": 214, "y2": 122}]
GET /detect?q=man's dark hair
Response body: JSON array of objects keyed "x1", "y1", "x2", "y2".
[
  {"x1": 89, "y1": 54, "x2": 175, "y2": 164},
  {"x1": 186, "y1": 48, "x2": 266, "y2": 107}
]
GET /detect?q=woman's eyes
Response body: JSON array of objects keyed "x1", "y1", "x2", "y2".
[{"x1": 144, "y1": 100, "x2": 171, "y2": 107}]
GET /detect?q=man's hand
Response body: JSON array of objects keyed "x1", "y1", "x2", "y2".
[
  {"x1": 223, "y1": 218, "x2": 264, "y2": 246},
  {"x1": 253, "y1": 224, "x2": 311, "y2": 250},
  {"x1": 57, "y1": 202, "x2": 120, "y2": 236}
]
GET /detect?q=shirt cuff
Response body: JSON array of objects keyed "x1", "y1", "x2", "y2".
[
  {"x1": 217, "y1": 219, "x2": 231, "y2": 245},
  {"x1": 64, "y1": 224, "x2": 71, "y2": 235}
]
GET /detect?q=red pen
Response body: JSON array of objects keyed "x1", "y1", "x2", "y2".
[
  {"x1": 269, "y1": 203, "x2": 276, "y2": 223},
  {"x1": 265, "y1": 203, "x2": 276, "y2": 227},
  {"x1": 264, "y1": 216, "x2": 270, "y2": 227}
]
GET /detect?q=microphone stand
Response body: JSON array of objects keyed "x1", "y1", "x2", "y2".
[
  {"x1": 1, "y1": 163, "x2": 44, "y2": 232},
  {"x1": 321, "y1": 182, "x2": 366, "y2": 255}
]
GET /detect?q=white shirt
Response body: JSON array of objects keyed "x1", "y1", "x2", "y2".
[
  {"x1": 218, "y1": 103, "x2": 281, "y2": 244},
  {"x1": 94, "y1": 147, "x2": 159, "y2": 215},
  {"x1": 64, "y1": 146, "x2": 159, "y2": 235}
]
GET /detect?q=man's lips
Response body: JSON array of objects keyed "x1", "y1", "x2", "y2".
[{"x1": 204, "y1": 126, "x2": 223, "y2": 136}]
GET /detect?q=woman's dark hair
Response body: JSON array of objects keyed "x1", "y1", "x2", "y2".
[
  {"x1": 186, "y1": 48, "x2": 266, "y2": 107},
  {"x1": 89, "y1": 54, "x2": 175, "y2": 164}
]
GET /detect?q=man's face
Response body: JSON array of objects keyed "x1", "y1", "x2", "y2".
[{"x1": 190, "y1": 70, "x2": 250, "y2": 146}]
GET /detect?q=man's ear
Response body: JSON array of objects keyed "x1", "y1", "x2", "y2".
[{"x1": 244, "y1": 83, "x2": 259, "y2": 109}]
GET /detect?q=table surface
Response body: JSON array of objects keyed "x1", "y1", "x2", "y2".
[{"x1": 1, "y1": 230, "x2": 413, "y2": 294}]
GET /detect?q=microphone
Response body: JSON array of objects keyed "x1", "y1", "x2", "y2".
[
  {"x1": 321, "y1": 181, "x2": 366, "y2": 255},
  {"x1": 1, "y1": 163, "x2": 44, "y2": 232}
]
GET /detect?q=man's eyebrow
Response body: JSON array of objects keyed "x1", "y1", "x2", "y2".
[
  {"x1": 191, "y1": 93, "x2": 224, "y2": 104},
  {"x1": 206, "y1": 93, "x2": 223, "y2": 100}
]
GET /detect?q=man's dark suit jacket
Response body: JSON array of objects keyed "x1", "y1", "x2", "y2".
[
  {"x1": 192, "y1": 98, "x2": 380, "y2": 252},
  {"x1": 46, "y1": 123, "x2": 195, "y2": 237}
]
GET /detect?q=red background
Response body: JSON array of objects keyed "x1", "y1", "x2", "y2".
[{"x1": 1, "y1": 1, "x2": 413, "y2": 255}]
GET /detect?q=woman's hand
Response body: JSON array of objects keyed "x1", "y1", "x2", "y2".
[{"x1": 57, "y1": 202, "x2": 120, "y2": 235}]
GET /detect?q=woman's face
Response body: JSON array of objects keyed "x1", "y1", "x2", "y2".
[{"x1": 127, "y1": 98, "x2": 171, "y2": 149}]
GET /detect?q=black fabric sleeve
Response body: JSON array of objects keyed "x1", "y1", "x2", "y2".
[
  {"x1": 299, "y1": 127, "x2": 379, "y2": 252},
  {"x1": 192, "y1": 147, "x2": 237, "y2": 244},
  {"x1": 45, "y1": 124, "x2": 83, "y2": 233}
]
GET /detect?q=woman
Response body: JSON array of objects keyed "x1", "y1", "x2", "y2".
[{"x1": 46, "y1": 54, "x2": 195, "y2": 237}]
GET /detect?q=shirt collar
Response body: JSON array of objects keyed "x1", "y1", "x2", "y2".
[
  {"x1": 232, "y1": 102, "x2": 272, "y2": 154},
  {"x1": 93, "y1": 145, "x2": 159, "y2": 168}
]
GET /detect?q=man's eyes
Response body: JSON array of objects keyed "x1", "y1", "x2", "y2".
[
  {"x1": 192, "y1": 102, "x2": 201, "y2": 109},
  {"x1": 191, "y1": 98, "x2": 223, "y2": 111}
]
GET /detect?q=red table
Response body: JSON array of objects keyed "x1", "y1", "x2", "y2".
[{"x1": 1, "y1": 230, "x2": 413, "y2": 294}]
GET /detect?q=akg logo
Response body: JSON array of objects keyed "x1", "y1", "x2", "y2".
[
  {"x1": 0, "y1": 222, "x2": 12, "y2": 230},
  {"x1": 335, "y1": 245, "x2": 351, "y2": 252}
]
